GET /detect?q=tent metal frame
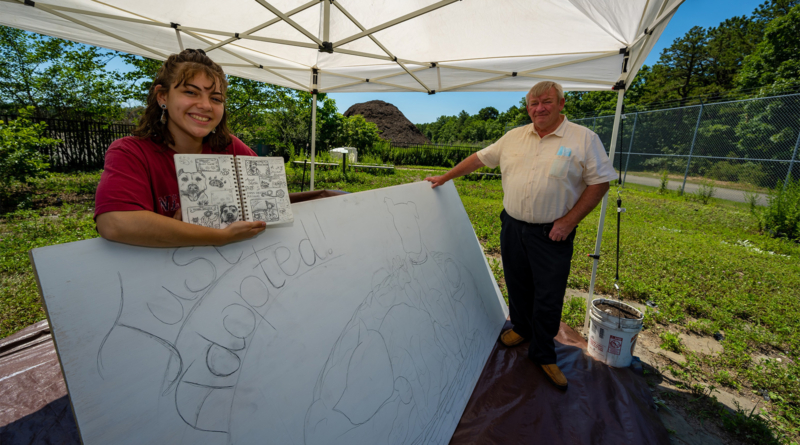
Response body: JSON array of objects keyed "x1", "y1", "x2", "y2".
[
  {"x1": 332, "y1": 0, "x2": 460, "y2": 49},
  {"x1": 9, "y1": 0, "x2": 648, "y2": 94},
  {"x1": 583, "y1": 88, "x2": 626, "y2": 332},
  {"x1": 580, "y1": 0, "x2": 685, "y2": 330},
  {"x1": 5, "y1": 0, "x2": 685, "y2": 342}
]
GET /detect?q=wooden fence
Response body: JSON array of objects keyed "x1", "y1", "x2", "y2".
[{"x1": 1, "y1": 115, "x2": 135, "y2": 171}]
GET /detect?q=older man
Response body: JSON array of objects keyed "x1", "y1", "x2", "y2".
[{"x1": 426, "y1": 81, "x2": 616, "y2": 390}]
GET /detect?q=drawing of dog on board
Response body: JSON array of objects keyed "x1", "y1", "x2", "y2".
[{"x1": 304, "y1": 198, "x2": 489, "y2": 445}]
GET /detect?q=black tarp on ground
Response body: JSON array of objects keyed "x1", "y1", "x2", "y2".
[
  {"x1": 0, "y1": 320, "x2": 78, "y2": 444},
  {"x1": 451, "y1": 320, "x2": 669, "y2": 445}
]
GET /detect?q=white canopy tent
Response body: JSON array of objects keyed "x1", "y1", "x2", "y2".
[{"x1": 0, "y1": 0, "x2": 683, "y2": 332}]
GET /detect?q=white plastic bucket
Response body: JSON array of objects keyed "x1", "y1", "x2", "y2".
[{"x1": 587, "y1": 298, "x2": 644, "y2": 368}]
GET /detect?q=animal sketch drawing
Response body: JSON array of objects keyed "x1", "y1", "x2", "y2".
[
  {"x1": 187, "y1": 206, "x2": 219, "y2": 229},
  {"x1": 200, "y1": 209, "x2": 217, "y2": 228},
  {"x1": 245, "y1": 160, "x2": 272, "y2": 180},
  {"x1": 251, "y1": 199, "x2": 279, "y2": 222},
  {"x1": 304, "y1": 198, "x2": 490, "y2": 445},
  {"x1": 178, "y1": 169, "x2": 209, "y2": 205},
  {"x1": 208, "y1": 176, "x2": 225, "y2": 188},
  {"x1": 267, "y1": 200, "x2": 278, "y2": 221},
  {"x1": 220, "y1": 204, "x2": 239, "y2": 225}
]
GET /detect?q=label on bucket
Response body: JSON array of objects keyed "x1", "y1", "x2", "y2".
[
  {"x1": 608, "y1": 335, "x2": 623, "y2": 355},
  {"x1": 589, "y1": 338, "x2": 604, "y2": 352}
]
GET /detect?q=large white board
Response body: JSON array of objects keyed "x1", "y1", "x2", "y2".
[{"x1": 31, "y1": 181, "x2": 508, "y2": 445}]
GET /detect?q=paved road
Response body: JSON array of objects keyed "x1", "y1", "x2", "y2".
[
  {"x1": 621, "y1": 174, "x2": 768, "y2": 206},
  {"x1": 399, "y1": 167, "x2": 769, "y2": 206}
]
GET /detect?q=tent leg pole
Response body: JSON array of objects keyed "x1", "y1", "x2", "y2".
[
  {"x1": 583, "y1": 89, "x2": 625, "y2": 333},
  {"x1": 310, "y1": 92, "x2": 317, "y2": 191}
]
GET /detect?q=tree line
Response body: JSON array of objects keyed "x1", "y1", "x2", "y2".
[
  {"x1": 0, "y1": 27, "x2": 383, "y2": 156},
  {"x1": 418, "y1": 0, "x2": 800, "y2": 144},
  {"x1": 415, "y1": 105, "x2": 531, "y2": 146}
]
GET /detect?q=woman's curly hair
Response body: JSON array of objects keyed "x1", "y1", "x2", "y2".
[{"x1": 133, "y1": 49, "x2": 231, "y2": 151}]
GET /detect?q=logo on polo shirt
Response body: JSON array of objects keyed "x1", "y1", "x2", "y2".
[{"x1": 159, "y1": 194, "x2": 180, "y2": 213}]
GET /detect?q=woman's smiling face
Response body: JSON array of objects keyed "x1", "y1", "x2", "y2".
[{"x1": 157, "y1": 72, "x2": 224, "y2": 148}]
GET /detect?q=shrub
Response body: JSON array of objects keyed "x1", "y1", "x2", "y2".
[
  {"x1": 333, "y1": 114, "x2": 383, "y2": 150},
  {"x1": 720, "y1": 402, "x2": 779, "y2": 445},
  {"x1": 756, "y1": 177, "x2": 800, "y2": 240},
  {"x1": 359, "y1": 141, "x2": 501, "y2": 171},
  {"x1": 707, "y1": 161, "x2": 768, "y2": 187},
  {"x1": 659, "y1": 169, "x2": 669, "y2": 194},
  {"x1": 743, "y1": 189, "x2": 761, "y2": 213},
  {"x1": 695, "y1": 179, "x2": 716, "y2": 204},
  {"x1": 561, "y1": 297, "x2": 586, "y2": 329},
  {"x1": 643, "y1": 156, "x2": 686, "y2": 173},
  {"x1": 659, "y1": 331, "x2": 684, "y2": 353},
  {"x1": 707, "y1": 160, "x2": 739, "y2": 182},
  {"x1": 713, "y1": 370, "x2": 742, "y2": 391},
  {"x1": 0, "y1": 107, "x2": 57, "y2": 187}
]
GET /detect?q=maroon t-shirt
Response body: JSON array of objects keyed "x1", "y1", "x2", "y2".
[{"x1": 94, "y1": 136, "x2": 257, "y2": 219}]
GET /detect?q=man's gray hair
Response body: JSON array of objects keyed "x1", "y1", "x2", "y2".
[{"x1": 526, "y1": 81, "x2": 564, "y2": 103}]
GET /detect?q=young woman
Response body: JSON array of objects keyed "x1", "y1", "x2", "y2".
[{"x1": 95, "y1": 49, "x2": 266, "y2": 247}]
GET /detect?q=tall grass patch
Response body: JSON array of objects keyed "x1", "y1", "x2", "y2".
[
  {"x1": 0, "y1": 203, "x2": 97, "y2": 336},
  {"x1": 756, "y1": 177, "x2": 800, "y2": 240}
]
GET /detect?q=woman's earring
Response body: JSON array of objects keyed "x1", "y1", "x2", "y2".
[
  {"x1": 160, "y1": 103, "x2": 167, "y2": 124},
  {"x1": 211, "y1": 127, "x2": 216, "y2": 134}
]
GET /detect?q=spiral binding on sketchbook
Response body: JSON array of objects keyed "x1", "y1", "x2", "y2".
[{"x1": 232, "y1": 156, "x2": 249, "y2": 221}]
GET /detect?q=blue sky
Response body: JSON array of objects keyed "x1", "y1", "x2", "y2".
[
  {"x1": 101, "y1": 0, "x2": 765, "y2": 124},
  {"x1": 329, "y1": 0, "x2": 766, "y2": 124}
]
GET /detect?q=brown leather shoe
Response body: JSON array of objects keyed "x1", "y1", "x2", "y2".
[
  {"x1": 499, "y1": 329, "x2": 524, "y2": 347},
  {"x1": 540, "y1": 364, "x2": 568, "y2": 390}
]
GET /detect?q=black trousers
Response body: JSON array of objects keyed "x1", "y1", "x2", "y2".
[{"x1": 500, "y1": 210, "x2": 575, "y2": 364}]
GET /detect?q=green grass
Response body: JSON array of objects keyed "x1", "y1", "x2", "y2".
[
  {"x1": 1, "y1": 172, "x2": 102, "y2": 337},
  {"x1": 720, "y1": 401, "x2": 781, "y2": 445},
  {"x1": 561, "y1": 297, "x2": 587, "y2": 330},
  {"x1": 2, "y1": 169, "x2": 799, "y2": 442},
  {"x1": 686, "y1": 318, "x2": 718, "y2": 336},
  {"x1": 660, "y1": 331, "x2": 685, "y2": 353},
  {"x1": 625, "y1": 170, "x2": 771, "y2": 194}
]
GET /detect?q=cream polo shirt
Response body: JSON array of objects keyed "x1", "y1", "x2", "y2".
[{"x1": 476, "y1": 116, "x2": 617, "y2": 224}]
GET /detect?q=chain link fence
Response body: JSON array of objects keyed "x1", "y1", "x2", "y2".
[{"x1": 571, "y1": 93, "x2": 800, "y2": 191}]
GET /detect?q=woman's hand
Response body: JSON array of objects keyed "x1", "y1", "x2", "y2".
[
  {"x1": 97, "y1": 210, "x2": 266, "y2": 248},
  {"x1": 219, "y1": 221, "x2": 267, "y2": 245}
]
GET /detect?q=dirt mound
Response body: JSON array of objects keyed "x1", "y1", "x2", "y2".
[{"x1": 343, "y1": 100, "x2": 430, "y2": 144}]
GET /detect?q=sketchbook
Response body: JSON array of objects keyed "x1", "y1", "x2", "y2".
[{"x1": 174, "y1": 154, "x2": 293, "y2": 228}]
